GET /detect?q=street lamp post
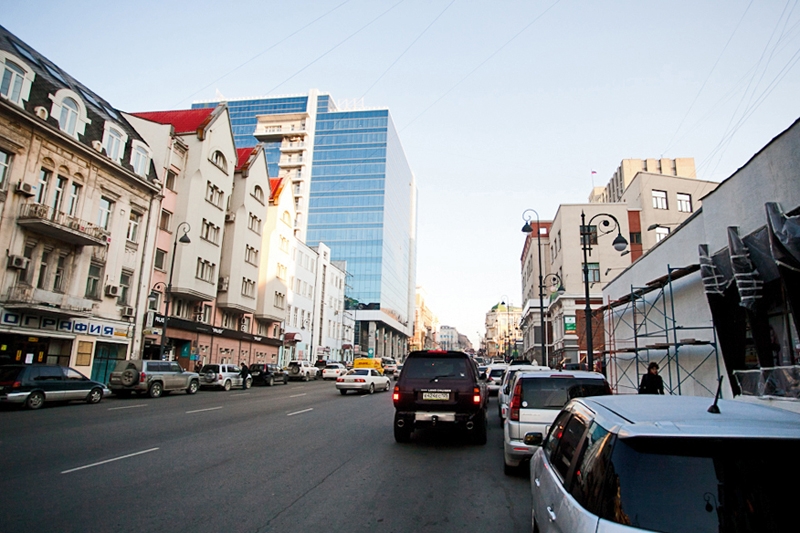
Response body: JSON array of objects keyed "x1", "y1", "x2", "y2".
[
  {"x1": 500, "y1": 295, "x2": 510, "y2": 361},
  {"x1": 154, "y1": 222, "x2": 191, "y2": 361},
  {"x1": 521, "y1": 209, "x2": 548, "y2": 366},
  {"x1": 541, "y1": 272, "x2": 565, "y2": 364},
  {"x1": 580, "y1": 211, "x2": 627, "y2": 371}
]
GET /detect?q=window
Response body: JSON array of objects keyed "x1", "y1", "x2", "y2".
[
  {"x1": 154, "y1": 248, "x2": 166, "y2": 270},
  {"x1": 655, "y1": 226, "x2": 670, "y2": 242},
  {"x1": 18, "y1": 242, "x2": 34, "y2": 285},
  {"x1": 98, "y1": 197, "x2": 113, "y2": 230},
  {"x1": 159, "y1": 209, "x2": 171, "y2": 231},
  {"x1": 242, "y1": 278, "x2": 256, "y2": 298},
  {"x1": 210, "y1": 151, "x2": 228, "y2": 172},
  {"x1": 253, "y1": 185, "x2": 264, "y2": 203},
  {"x1": 205, "y1": 181, "x2": 223, "y2": 207},
  {"x1": 245, "y1": 245, "x2": 258, "y2": 265},
  {"x1": 58, "y1": 97, "x2": 79, "y2": 135},
  {"x1": 36, "y1": 168, "x2": 50, "y2": 204},
  {"x1": 102, "y1": 123, "x2": 126, "y2": 162},
  {"x1": 119, "y1": 270, "x2": 132, "y2": 305},
  {"x1": 66, "y1": 183, "x2": 81, "y2": 216},
  {"x1": 36, "y1": 250, "x2": 50, "y2": 289},
  {"x1": 274, "y1": 292, "x2": 285, "y2": 309},
  {"x1": 583, "y1": 262, "x2": 600, "y2": 283},
  {"x1": 248, "y1": 213, "x2": 262, "y2": 234},
  {"x1": 196, "y1": 258, "x2": 215, "y2": 283},
  {"x1": 652, "y1": 190, "x2": 668, "y2": 210},
  {"x1": 127, "y1": 212, "x2": 141, "y2": 242},
  {"x1": 0, "y1": 149, "x2": 12, "y2": 188},
  {"x1": 131, "y1": 143, "x2": 150, "y2": 177},
  {"x1": 279, "y1": 236, "x2": 289, "y2": 253},
  {"x1": 677, "y1": 193, "x2": 692, "y2": 213},
  {"x1": 580, "y1": 225, "x2": 598, "y2": 246},
  {"x1": 201, "y1": 219, "x2": 219, "y2": 244},
  {"x1": 277, "y1": 263, "x2": 287, "y2": 280},
  {"x1": 51, "y1": 176, "x2": 66, "y2": 213},
  {"x1": 629, "y1": 231, "x2": 642, "y2": 245},
  {"x1": 53, "y1": 254, "x2": 66, "y2": 292},
  {"x1": 1, "y1": 59, "x2": 25, "y2": 104},
  {"x1": 165, "y1": 170, "x2": 177, "y2": 191},
  {"x1": 86, "y1": 263, "x2": 102, "y2": 299},
  {"x1": 551, "y1": 414, "x2": 589, "y2": 480}
]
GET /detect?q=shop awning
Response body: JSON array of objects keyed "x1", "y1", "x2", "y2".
[{"x1": 283, "y1": 332, "x2": 302, "y2": 343}]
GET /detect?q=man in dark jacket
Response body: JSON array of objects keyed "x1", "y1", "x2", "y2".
[
  {"x1": 639, "y1": 362, "x2": 664, "y2": 394},
  {"x1": 239, "y1": 362, "x2": 250, "y2": 390}
]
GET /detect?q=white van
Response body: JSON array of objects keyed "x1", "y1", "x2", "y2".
[{"x1": 502, "y1": 370, "x2": 610, "y2": 474}]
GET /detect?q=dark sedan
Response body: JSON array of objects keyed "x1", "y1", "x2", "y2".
[{"x1": 0, "y1": 364, "x2": 110, "y2": 409}]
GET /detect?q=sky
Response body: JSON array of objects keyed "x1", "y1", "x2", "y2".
[{"x1": 4, "y1": 0, "x2": 800, "y2": 347}]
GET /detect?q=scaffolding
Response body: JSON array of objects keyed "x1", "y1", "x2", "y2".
[{"x1": 603, "y1": 264, "x2": 722, "y2": 396}]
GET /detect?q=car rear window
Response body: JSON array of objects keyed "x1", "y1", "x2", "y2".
[
  {"x1": 403, "y1": 357, "x2": 468, "y2": 379},
  {"x1": 348, "y1": 369, "x2": 369, "y2": 376},
  {"x1": 325, "y1": 364, "x2": 341, "y2": 369},
  {"x1": 520, "y1": 377, "x2": 609, "y2": 409},
  {"x1": 0, "y1": 366, "x2": 24, "y2": 384},
  {"x1": 489, "y1": 368, "x2": 505, "y2": 378},
  {"x1": 201, "y1": 365, "x2": 219, "y2": 373},
  {"x1": 600, "y1": 436, "x2": 800, "y2": 532}
]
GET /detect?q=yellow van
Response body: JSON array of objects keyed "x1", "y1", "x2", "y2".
[{"x1": 352, "y1": 357, "x2": 384, "y2": 374}]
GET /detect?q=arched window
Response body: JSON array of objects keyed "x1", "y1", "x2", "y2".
[
  {"x1": 102, "y1": 124, "x2": 125, "y2": 162},
  {"x1": 59, "y1": 97, "x2": 79, "y2": 135},
  {"x1": 0, "y1": 52, "x2": 34, "y2": 107},
  {"x1": 132, "y1": 144, "x2": 150, "y2": 177},
  {"x1": 253, "y1": 185, "x2": 264, "y2": 203},
  {"x1": 211, "y1": 150, "x2": 227, "y2": 172}
]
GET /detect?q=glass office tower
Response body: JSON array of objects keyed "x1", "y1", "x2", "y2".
[{"x1": 193, "y1": 91, "x2": 416, "y2": 358}]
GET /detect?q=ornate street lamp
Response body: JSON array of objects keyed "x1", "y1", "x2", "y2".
[
  {"x1": 580, "y1": 211, "x2": 627, "y2": 371},
  {"x1": 151, "y1": 222, "x2": 191, "y2": 360},
  {"x1": 521, "y1": 208, "x2": 548, "y2": 366}
]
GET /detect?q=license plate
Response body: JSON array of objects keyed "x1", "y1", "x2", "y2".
[
  {"x1": 110, "y1": 377, "x2": 120, "y2": 383},
  {"x1": 422, "y1": 392, "x2": 450, "y2": 401}
]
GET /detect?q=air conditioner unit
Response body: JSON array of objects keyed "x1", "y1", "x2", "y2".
[
  {"x1": 225, "y1": 212, "x2": 236, "y2": 223},
  {"x1": 121, "y1": 306, "x2": 135, "y2": 318},
  {"x1": 218, "y1": 276, "x2": 229, "y2": 292},
  {"x1": 104, "y1": 285, "x2": 120, "y2": 297},
  {"x1": 15, "y1": 182, "x2": 34, "y2": 196},
  {"x1": 7, "y1": 255, "x2": 29, "y2": 270}
]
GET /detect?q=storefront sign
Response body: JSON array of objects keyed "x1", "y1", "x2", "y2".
[
  {"x1": 1, "y1": 310, "x2": 127, "y2": 339},
  {"x1": 564, "y1": 316, "x2": 577, "y2": 334}
]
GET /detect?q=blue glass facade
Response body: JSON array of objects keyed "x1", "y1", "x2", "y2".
[{"x1": 194, "y1": 93, "x2": 415, "y2": 327}]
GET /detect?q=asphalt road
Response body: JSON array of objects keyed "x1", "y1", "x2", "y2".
[{"x1": 0, "y1": 379, "x2": 531, "y2": 533}]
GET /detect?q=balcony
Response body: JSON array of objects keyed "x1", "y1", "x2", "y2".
[
  {"x1": 280, "y1": 141, "x2": 305, "y2": 152},
  {"x1": 4, "y1": 284, "x2": 94, "y2": 316},
  {"x1": 278, "y1": 156, "x2": 304, "y2": 168},
  {"x1": 17, "y1": 203, "x2": 110, "y2": 246},
  {"x1": 254, "y1": 123, "x2": 307, "y2": 141}
]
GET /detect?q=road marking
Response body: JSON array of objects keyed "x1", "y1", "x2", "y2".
[
  {"x1": 287, "y1": 408, "x2": 313, "y2": 416},
  {"x1": 230, "y1": 393, "x2": 251, "y2": 397},
  {"x1": 61, "y1": 447, "x2": 159, "y2": 474},
  {"x1": 186, "y1": 406, "x2": 223, "y2": 414},
  {"x1": 107, "y1": 404, "x2": 148, "y2": 410},
  {"x1": 289, "y1": 393, "x2": 307, "y2": 398}
]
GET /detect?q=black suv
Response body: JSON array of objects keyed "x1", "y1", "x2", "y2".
[
  {"x1": 392, "y1": 350, "x2": 488, "y2": 444},
  {"x1": 249, "y1": 363, "x2": 288, "y2": 386}
]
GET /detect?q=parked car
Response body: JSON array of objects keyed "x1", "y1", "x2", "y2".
[
  {"x1": 249, "y1": 363, "x2": 288, "y2": 386},
  {"x1": 381, "y1": 357, "x2": 398, "y2": 375},
  {"x1": 108, "y1": 359, "x2": 200, "y2": 398},
  {"x1": 393, "y1": 364, "x2": 403, "y2": 380},
  {"x1": 314, "y1": 359, "x2": 329, "y2": 377},
  {"x1": 497, "y1": 363, "x2": 545, "y2": 423},
  {"x1": 336, "y1": 368, "x2": 391, "y2": 395},
  {"x1": 504, "y1": 370, "x2": 611, "y2": 474},
  {"x1": 530, "y1": 395, "x2": 800, "y2": 533},
  {"x1": 287, "y1": 360, "x2": 317, "y2": 381},
  {"x1": 322, "y1": 363, "x2": 347, "y2": 380},
  {"x1": 485, "y1": 363, "x2": 508, "y2": 396},
  {"x1": 392, "y1": 349, "x2": 488, "y2": 444},
  {"x1": 0, "y1": 364, "x2": 110, "y2": 409},
  {"x1": 199, "y1": 364, "x2": 251, "y2": 390}
]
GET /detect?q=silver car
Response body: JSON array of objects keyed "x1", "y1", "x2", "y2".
[
  {"x1": 497, "y1": 364, "x2": 545, "y2": 424},
  {"x1": 485, "y1": 363, "x2": 508, "y2": 396},
  {"x1": 199, "y1": 364, "x2": 251, "y2": 390},
  {"x1": 504, "y1": 370, "x2": 609, "y2": 474},
  {"x1": 108, "y1": 359, "x2": 200, "y2": 398},
  {"x1": 530, "y1": 395, "x2": 800, "y2": 532}
]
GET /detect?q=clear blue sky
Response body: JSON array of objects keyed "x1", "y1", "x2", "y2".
[{"x1": 5, "y1": 1, "x2": 800, "y2": 347}]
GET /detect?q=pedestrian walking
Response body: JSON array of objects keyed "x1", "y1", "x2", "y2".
[
  {"x1": 638, "y1": 362, "x2": 664, "y2": 394},
  {"x1": 239, "y1": 362, "x2": 250, "y2": 389}
]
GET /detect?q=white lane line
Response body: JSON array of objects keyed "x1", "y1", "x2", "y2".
[
  {"x1": 289, "y1": 393, "x2": 307, "y2": 398},
  {"x1": 61, "y1": 447, "x2": 159, "y2": 474},
  {"x1": 107, "y1": 404, "x2": 148, "y2": 410},
  {"x1": 287, "y1": 408, "x2": 313, "y2": 416},
  {"x1": 186, "y1": 406, "x2": 223, "y2": 414},
  {"x1": 230, "y1": 393, "x2": 251, "y2": 397}
]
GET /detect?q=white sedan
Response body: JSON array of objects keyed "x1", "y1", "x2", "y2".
[
  {"x1": 336, "y1": 369, "x2": 391, "y2": 395},
  {"x1": 322, "y1": 363, "x2": 347, "y2": 380}
]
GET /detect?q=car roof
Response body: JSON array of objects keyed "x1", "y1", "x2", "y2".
[
  {"x1": 574, "y1": 395, "x2": 800, "y2": 439},
  {"x1": 516, "y1": 370, "x2": 605, "y2": 379}
]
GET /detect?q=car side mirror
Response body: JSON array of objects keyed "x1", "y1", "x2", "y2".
[
  {"x1": 479, "y1": 372, "x2": 487, "y2": 381},
  {"x1": 503, "y1": 385, "x2": 510, "y2": 395},
  {"x1": 524, "y1": 432, "x2": 544, "y2": 446}
]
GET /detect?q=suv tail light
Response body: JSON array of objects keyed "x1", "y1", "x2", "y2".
[
  {"x1": 473, "y1": 387, "x2": 481, "y2": 405},
  {"x1": 509, "y1": 381, "x2": 522, "y2": 421},
  {"x1": 393, "y1": 385, "x2": 400, "y2": 403},
  {"x1": 218, "y1": 374, "x2": 223, "y2": 381},
  {"x1": 139, "y1": 372, "x2": 146, "y2": 383},
  {"x1": 12, "y1": 380, "x2": 21, "y2": 389}
]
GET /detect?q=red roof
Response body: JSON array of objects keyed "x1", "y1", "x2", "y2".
[
  {"x1": 269, "y1": 178, "x2": 284, "y2": 200},
  {"x1": 236, "y1": 147, "x2": 255, "y2": 171},
  {"x1": 130, "y1": 108, "x2": 215, "y2": 134}
]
